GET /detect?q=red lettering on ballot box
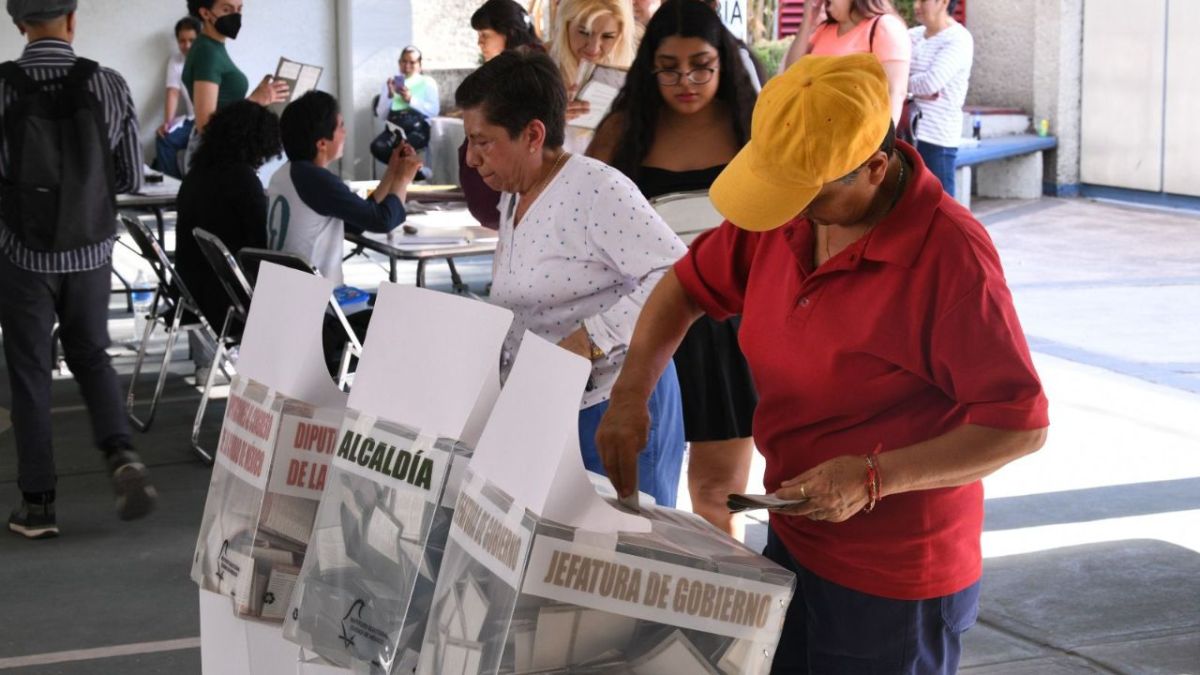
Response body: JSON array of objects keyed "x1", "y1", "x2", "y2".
[
  {"x1": 217, "y1": 427, "x2": 266, "y2": 478},
  {"x1": 226, "y1": 394, "x2": 275, "y2": 440},
  {"x1": 286, "y1": 459, "x2": 328, "y2": 491},
  {"x1": 292, "y1": 422, "x2": 337, "y2": 455}
]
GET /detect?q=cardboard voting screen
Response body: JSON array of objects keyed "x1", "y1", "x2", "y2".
[{"x1": 282, "y1": 283, "x2": 514, "y2": 673}]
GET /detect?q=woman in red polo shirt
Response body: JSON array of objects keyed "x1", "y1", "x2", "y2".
[{"x1": 596, "y1": 54, "x2": 1048, "y2": 674}]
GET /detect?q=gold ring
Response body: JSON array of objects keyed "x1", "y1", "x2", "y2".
[{"x1": 800, "y1": 484, "x2": 808, "y2": 498}]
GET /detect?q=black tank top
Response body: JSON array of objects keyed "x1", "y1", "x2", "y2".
[{"x1": 633, "y1": 164, "x2": 727, "y2": 201}]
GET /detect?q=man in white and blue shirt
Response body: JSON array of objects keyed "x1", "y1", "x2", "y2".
[
  {"x1": 268, "y1": 90, "x2": 420, "y2": 288},
  {"x1": 909, "y1": 0, "x2": 974, "y2": 196}
]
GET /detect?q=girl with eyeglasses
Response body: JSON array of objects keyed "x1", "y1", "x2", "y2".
[{"x1": 587, "y1": 0, "x2": 760, "y2": 538}]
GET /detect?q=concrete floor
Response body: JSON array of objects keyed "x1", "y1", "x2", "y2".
[{"x1": 1, "y1": 197, "x2": 1198, "y2": 673}]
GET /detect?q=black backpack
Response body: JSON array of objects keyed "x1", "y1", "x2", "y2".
[{"x1": 0, "y1": 58, "x2": 117, "y2": 252}]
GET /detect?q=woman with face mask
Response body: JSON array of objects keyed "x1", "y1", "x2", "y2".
[
  {"x1": 588, "y1": 0, "x2": 759, "y2": 537},
  {"x1": 182, "y1": 0, "x2": 289, "y2": 169}
]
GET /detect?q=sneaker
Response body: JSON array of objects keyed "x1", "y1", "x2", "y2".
[
  {"x1": 8, "y1": 499, "x2": 59, "y2": 539},
  {"x1": 106, "y1": 449, "x2": 158, "y2": 521}
]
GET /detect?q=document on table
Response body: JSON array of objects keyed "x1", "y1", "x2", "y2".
[
  {"x1": 269, "y1": 57, "x2": 323, "y2": 116},
  {"x1": 568, "y1": 65, "x2": 626, "y2": 130}
]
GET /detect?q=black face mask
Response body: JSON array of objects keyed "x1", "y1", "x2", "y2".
[{"x1": 212, "y1": 12, "x2": 242, "y2": 39}]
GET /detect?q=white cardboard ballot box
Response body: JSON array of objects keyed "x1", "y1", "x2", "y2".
[
  {"x1": 195, "y1": 264, "x2": 351, "y2": 673},
  {"x1": 417, "y1": 334, "x2": 796, "y2": 675},
  {"x1": 193, "y1": 265, "x2": 348, "y2": 624},
  {"x1": 192, "y1": 375, "x2": 344, "y2": 621},
  {"x1": 283, "y1": 283, "x2": 513, "y2": 674}
]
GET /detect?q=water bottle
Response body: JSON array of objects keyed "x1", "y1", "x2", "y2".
[
  {"x1": 972, "y1": 113, "x2": 982, "y2": 141},
  {"x1": 131, "y1": 269, "x2": 154, "y2": 342}
]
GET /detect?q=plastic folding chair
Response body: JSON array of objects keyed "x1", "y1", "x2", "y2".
[
  {"x1": 190, "y1": 228, "x2": 254, "y2": 464},
  {"x1": 649, "y1": 190, "x2": 725, "y2": 246},
  {"x1": 121, "y1": 215, "x2": 220, "y2": 432},
  {"x1": 236, "y1": 247, "x2": 364, "y2": 391}
]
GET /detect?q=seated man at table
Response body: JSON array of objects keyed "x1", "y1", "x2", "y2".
[{"x1": 267, "y1": 90, "x2": 422, "y2": 287}]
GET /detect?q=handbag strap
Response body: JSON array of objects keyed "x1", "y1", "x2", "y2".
[{"x1": 868, "y1": 15, "x2": 883, "y2": 53}]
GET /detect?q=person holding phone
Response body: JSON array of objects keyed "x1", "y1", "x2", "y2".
[{"x1": 375, "y1": 46, "x2": 440, "y2": 122}]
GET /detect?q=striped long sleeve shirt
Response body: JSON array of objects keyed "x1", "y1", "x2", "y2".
[
  {"x1": 908, "y1": 23, "x2": 974, "y2": 149},
  {"x1": 0, "y1": 38, "x2": 142, "y2": 273}
]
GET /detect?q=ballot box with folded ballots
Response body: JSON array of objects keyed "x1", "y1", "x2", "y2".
[
  {"x1": 415, "y1": 334, "x2": 797, "y2": 675},
  {"x1": 281, "y1": 409, "x2": 471, "y2": 673},
  {"x1": 280, "y1": 281, "x2": 515, "y2": 675},
  {"x1": 418, "y1": 470, "x2": 794, "y2": 675},
  {"x1": 191, "y1": 374, "x2": 344, "y2": 623}
]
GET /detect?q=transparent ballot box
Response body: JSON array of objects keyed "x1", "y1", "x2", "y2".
[
  {"x1": 417, "y1": 470, "x2": 796, "y2": 675},
  {"x1": 191, "y1": 375, "x2": 342, "y2": 623},
  {"x1": 283, "y1": 408, "x2": 471, "y2": 674}
]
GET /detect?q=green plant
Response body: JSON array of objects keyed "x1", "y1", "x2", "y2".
[{"x1": 751, "y1": 39, "x2": 790, "y2": 78}]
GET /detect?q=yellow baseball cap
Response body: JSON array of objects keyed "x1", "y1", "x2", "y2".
[{"x1": 711, "y1": 54, "x2": 892, "y2": 232}]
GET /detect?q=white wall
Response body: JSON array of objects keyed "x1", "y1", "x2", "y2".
[
  {"x1": 342, "y1": 0, "x2": 413, "y2": 180},
  {"x1": 0, "y1": 0, "x2": 338, "y2": 169},
  {"x1": 967, "y1": 0, "x2": 1084, "y2": 191}
]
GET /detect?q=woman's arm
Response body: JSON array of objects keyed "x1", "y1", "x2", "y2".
[
  {"x1": 192, "y1": 80, "x2": 219, "y2": 131},
  {"x1": 159, "y1": 87, "x2": 181, "y2": 136},
  {"x1": 774, "y1": 424, "x2": 1047, "y2": 521},
  {"x1": 585, "y1": 113, "x2": 623, "y2": 164},
  {"x1": 882, "y1": 60, "x2": 910, "y2": 125},
  {"x1": 781, "y1": 2, "x2": 825, "y2": 72}
]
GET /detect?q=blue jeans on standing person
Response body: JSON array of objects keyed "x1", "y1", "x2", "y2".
[
  {"x1": 918, "y1": 140, "x2": 959, "y2": 199},
  {"x1": 762, "y1": 528, "x2": 980, "y2": 674},
  {"x1": 153, "y1": 118, "x2": 194, "y2": 179},
  {"x1": 577, "y1": 360, "x2": 686, "y2": 507}
]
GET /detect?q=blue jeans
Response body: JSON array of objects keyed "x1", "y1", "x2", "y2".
[
  {"x1": 153, "y1": 119, "x2": 194, "y2": 179},
  {"x1": 763, "y1": 528, "x2": 980, "y2": 674},
  {"x1": 577, "y1": 360, "x2": 686, "y2": 507},
  {"x1": 917, "y1": 140, "x2": 958, "y2": 198}
]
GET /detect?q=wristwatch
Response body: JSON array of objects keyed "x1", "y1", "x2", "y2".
[{"x1": 587, "y1": 334, "x2": 605, "y2": 361}]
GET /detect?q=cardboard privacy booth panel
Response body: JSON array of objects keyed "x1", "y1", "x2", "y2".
[
  {"x1": 418, "y1": 334, "x2": 796, "y2": 675},
  {"x1": 283, "y1": 283, "x2": 514, "y2": 675},
  {"x1": 193, "y1": 265, "x2": 348, "y2": 625}
]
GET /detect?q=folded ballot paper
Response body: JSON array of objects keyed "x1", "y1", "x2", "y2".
[
  {"x1": 283, "y1": 283, "x2": 514, "y2": 674},
  {"x1": 417, "y1": 334, "x2": 796, "y2": 675},
  {"x1": 192, "y1": 264, "x2": 348, "y2": 628}
]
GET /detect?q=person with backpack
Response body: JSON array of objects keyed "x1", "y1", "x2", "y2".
[{"x1": 0, "y1": 0, "x2": 157, "y2": 539}]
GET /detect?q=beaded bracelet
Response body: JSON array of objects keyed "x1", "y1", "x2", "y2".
[{"x1": 862, "y1": 443, "x2": 883, "y2": 513}]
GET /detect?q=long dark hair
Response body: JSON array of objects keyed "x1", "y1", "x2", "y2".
[
  {"x1": 824, "y1": 0, "x2": 898, "y2": 23},
  {"x1": 191, "y1": 100, "x2": 281, "y2": 170},
  {"x1": 471, "y1": 0, "x2": 544, "y2": 51},
  {"x1": 604, "y1": 0, "x2": 756, "y2": 181}
]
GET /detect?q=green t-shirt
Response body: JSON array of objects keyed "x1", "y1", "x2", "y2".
[
  {"x1": 182, "y1": 34, "x2": 249, "y2": 111},
  {"x1": 390, "y1": 73, "x2": 434, "y2": 112}
]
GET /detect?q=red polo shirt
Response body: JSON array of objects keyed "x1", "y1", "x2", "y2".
[{"x1": 675, "y1": 143, "x2": 1049, "y2": 600}]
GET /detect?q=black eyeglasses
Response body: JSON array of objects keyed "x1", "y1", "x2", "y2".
[{"x1": 653, "y1": 66, "x2": 717, "y2": 86}]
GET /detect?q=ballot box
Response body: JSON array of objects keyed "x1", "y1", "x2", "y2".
[
  {"x1": 417, "y1": 468, "x2": 794, "y2": 675},
  {"x1": 282, "y1": 410, "x2": 471, "y2": 673},
  {"x1": 279, "y1": 281, "x2": 514, "y2": 674},
  {"x1": 415, "y1": 333, "x2": 797, "y2": 675}
]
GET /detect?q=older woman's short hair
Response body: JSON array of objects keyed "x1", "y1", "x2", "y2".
[{"x1": 456, "y1": 50, "x2": 567, "y2": 149}]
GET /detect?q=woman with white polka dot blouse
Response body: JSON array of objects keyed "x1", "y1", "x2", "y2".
[{"x1": 457, "y1": 49, "x2": 688, "y2": 506}]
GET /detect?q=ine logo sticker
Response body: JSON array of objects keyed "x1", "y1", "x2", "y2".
[{"x1": 339, "y1": 599, "x2": 367, "y2": 649}]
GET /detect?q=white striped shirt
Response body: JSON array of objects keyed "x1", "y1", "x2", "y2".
[
  {"x1": 0, "y1": 39, "x2": 143, "y2": 273},
  {"x1": 908, "y1": 22, "x2": 973, "y2": 148}
]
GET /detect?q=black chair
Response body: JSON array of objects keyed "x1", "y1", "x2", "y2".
[
  {"x1": 191, "y1": 228, "x2": 254, "y2": 464},
  {"x1": 121, "y1": 215, "x2": 219, "y2": 432},
  {"x1": 236, "y1": 247, "x2": 364, "y2": 390}
]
